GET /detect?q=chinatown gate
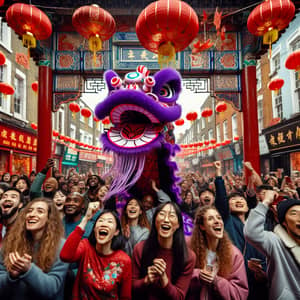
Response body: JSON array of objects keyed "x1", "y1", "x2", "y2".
[{"x1": 2, "y1": 0, "x2": 268, "y2": 177}]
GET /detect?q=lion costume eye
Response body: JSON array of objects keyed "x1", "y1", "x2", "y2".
[{"x1": 159, "y1": 84, "x2": 174, "y2": 99}]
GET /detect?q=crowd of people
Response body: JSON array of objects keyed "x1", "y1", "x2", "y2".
[{"x1": 0, "y1": 158, "x2": 299, "y2": 299}]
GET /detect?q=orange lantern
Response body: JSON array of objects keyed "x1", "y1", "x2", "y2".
[
  {"x1": 72, "y1": 4, "x2": 116, "y2": 63},
  {"x1": 215, "y1": 101, "x2": 227, "y2": 113},
  {"x1": 175, "y1": 119, "x2": 184, "y2": 126},
  {"x1": 186, "y1": 112, "x2": 198, "y2": 122},
  {"x1": 69, "y1": 102, "x2": 81, "y2": 119},
  {"x1": 0, "y1": 51, "x2": 6, "y2": 66},
  {"x1": 285, "y1": 49, "x2": 300, "y2": 74},
  {"x1": 136, "y1": 0, "x2": 199, "y2": 67},
  {"x1": 268, "y1": 78, "x2": 284, "y2": 95},
  {"x1": 201, "y1": 108, "x2": 213, "y2": 118},
  {"x1": 31, "y1": 81, "x2": 38, "y2": 94},
  {"x1": 6, "y1": 3, "x2": 52, "y2": 55},
  {"x1": 0, "y1": 82, "x2": 14, "y2": 96},
  {"x1": 31, "y1": 123, "x2": 37, "y2": 130},
  {"x1": 247, "y1": 0, "x2": 295, "y2": 48}
]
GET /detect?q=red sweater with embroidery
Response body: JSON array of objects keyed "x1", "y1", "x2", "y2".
[
  {"x1": 60, "y1": 226, "x2": 132, "y2": 300},
  {"x1": 132, "y1": 240, "x2": 196, "y2": 300}
]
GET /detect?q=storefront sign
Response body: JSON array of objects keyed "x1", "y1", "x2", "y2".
[
  {"x1": 62, "y1": 148, "x2": 79, "y2": 166},
  {"x1": 79, "y1": 151, "x2": 98, "y2": 162},
  {"x1": 0, "y1": 125, "x2": 37, "y2": 152},
  {"x1": 265, "y1": 122, "x2": 300, "y2": 151},
  {"x1": 259, "y1": 135, "x2": 269, "y2": 155}
]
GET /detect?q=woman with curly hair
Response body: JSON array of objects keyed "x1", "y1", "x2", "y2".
[
  {"x1": 132, "y1": 201, "x2": 196, "y2": 300},
  {"x1": 60, "y1": 202, "x2": 132, "y2": 300},
  {"x1": 187, "y1": 206, "x2": 248, "y2": 300},
  {"x1": 0, "y1": 197, "x2": 69, "y2": 300},
  {"x1": 121, "y1": 197, "x2": 150, "y2": 256}
]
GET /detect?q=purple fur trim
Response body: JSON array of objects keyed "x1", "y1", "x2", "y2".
[
  {"x1": 94, "y1": 89, "x2": 181, "y2": 123},
  {"x1": 100, "y1": 133, "x2": 165, "y2": 155},
  {"x1": 153, "y1": 68, "x2": 182, "y2": 103},
  {"x1": 161, "y1": 142, "x2": 182, "y2": 204},
  {"x1": 104, "y1": 70, "x2": 119, "y2": 92},
  {"x1": 104, "y1": 152, "x2": 146, "y2": 201}
]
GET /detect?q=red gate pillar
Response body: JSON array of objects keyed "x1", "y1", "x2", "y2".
[
  {"x1": 241, "y1": 58, "x2": 260, "y2": 179},
  {"x1": 37, "y1": 63, "x2": 53, "y2": 173}
]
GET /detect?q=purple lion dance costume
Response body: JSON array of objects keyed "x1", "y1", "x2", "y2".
[{"x1": 94, "y1": 66, "x2": 183, "y2": 205}]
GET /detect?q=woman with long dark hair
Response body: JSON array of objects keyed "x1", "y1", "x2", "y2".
[
  {"x1": 60, "y1": 202, "x2": 132, "y2": 299},
  {"x1": 187, "y1": 206, "x2": 248, "y2": 300},
  {"x1": 0, "y1": 198, "x2": 68, "y2": 300},
  {"x1": 132, "y1": 201, "x2": 196, "y2": 300},
  {"x1": 121, "y1": 197, "x2": 150, "y2": 256}
]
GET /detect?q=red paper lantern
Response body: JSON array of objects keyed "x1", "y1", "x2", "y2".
[
  {"x1": 93, "y1": 116, "x2": 100, "y2": 122},
  {"x1": 136, "y1": 0, "x2": 199, "y2": 67},
  {"x1": 72, "y1": 4, "x2": 116, "y2": 62},
  {"x1": 0, "y1": 51, "x2": 6, "y2": 66},
  {"x1": 201, "y1": 108, "x2": 213, "y2": 118},
  {"x1": 210, "y1": 138, "x2": 216, "y2": 144},
  {"x1": 204, "y1": 140, "x2": 210, "y2": 146},
  {"x1": 285, "y1": 49, "x2": 300, "y2": 72},
  {"x1": 186, "y1": 112, "x2": 198, "y2": 122},
  {"x1": 247, "y1": 0, "x2": 295, "y2": 46},
  {"x1": 215, "y1": 101, "x2": 227, "y2": 113},
  {"x1": 268, "y1": 78, "x2": 284, "y2": 94},
  {"x1": 31, "y1": 81, "x2": 38, "y2": 93},
  {"x1": 102, "y1": 117, "x2": 110, "y2": 125},
  {"x1": 52, "y1": 130, "x2": 59, "y2": 137},
  {"x1": 31, "y1": 123, "x2": 37, "y2": 130},
  {"x1": 81, "y1": 108, "x2": 92, "y2": 118},
  {"x1": 6, "y1": 3, "x2": 52, "y2": 52},
  {"x1": 234, "y1": 136, "x2": 240, "y2": 141},
  {"x1": 69, "y1": 102, "x2": 81, "y2": 119},
  {"x1": 0, "y1": 82, "x2": 14, "y2": 95},
  {"x1": 175, "y1": 119, "x2": 184, "y2": 126}
]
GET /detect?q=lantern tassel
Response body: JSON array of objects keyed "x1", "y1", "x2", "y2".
[
  {"x1": 72, "y1": 112, "x2": 76, "y2": 120},
  {"x1": 89, "y1": 35, "x2": 102, "y2": 68},
  {"x1": 158, "y1": 42, "x2": 176, "y2": 69}
]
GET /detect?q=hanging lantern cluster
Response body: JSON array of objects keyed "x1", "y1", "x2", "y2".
[
  {"x1": 6, "y1": 3, "x2": 52, "y2": 56},
  {"x1": 175, "y1": 119, "x2": 184, "y2": 126},
  {"x1": 186, "y1": 112, "x2": 198, "y2": 122},
  {"x1": 201, "y1": 108, "x2": 213, "y2": 118},
  {"x1": 69, "y1": 102, "x2": 81, "y2": 119},
  {"x1": 268, "y1": 78, "x2": 284, "y2": 95},
  {"x1": 72, "y1": 4, "x2": 116, "y2": 64},
  {"x1": 247, "y1": 0, "x2": 295, "y2": 53},
  {"x1": 136, "y1": 0, "x2": 199, "y2": 67}
]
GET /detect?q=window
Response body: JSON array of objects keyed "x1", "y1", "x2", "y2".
[
  {"x1": 257, "y1": 96, "x2": 263, "y2": 132},
  {"x1": 14, "y1": 70, "x2": 26, "y2": 119},
  {"x1": 0, "y1": 60, "x2": 11, "y2": 113},
  {"x1": 291, "y1": 37, "x2": 300, "y2": 52},
  {"x1": 223, "y1": 120, "x2": 228, "y2": 140},
  {"x1": 274, "y1": 89, "x2": 283, "y2": 119},
  {"x1": 290, "y1": 37, "x2": 300, "y2": 112},
  {"x1": 201, "y1": 117, "x2": 205, "y2": 129},
  {"x1": 0, "y1": 17, "x2": 11, "y2": 50},
  {"x1": 216, "y1": 124, "x2": 221, "y2": 142},
  {"x1": 272, "y1": 53, "x2": 280, "y2": 73},
  {"x1": 70, "y1": 124, "x2": 76, "y2": 139},
  {"x1": 256, "y1": 62, "x2": 262, "y2": 91},
  {"x1": 232, "y1": 113, "x2": 238, "y2": 137}
]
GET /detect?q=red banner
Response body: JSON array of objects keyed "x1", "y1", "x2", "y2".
[{"x1": 0, "y1": 125, "x2": 37, "y2": 152}]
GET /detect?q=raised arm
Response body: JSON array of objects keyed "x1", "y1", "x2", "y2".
[
  {"x1": 60, "y1": 202, "x2": 100, "y2": 262},
  {"x1": 214, "y1": 161, "x2": 230, "y2": 222},
  {"x1": 244, "y1": 190, "x2": 278, "y2": 256}
]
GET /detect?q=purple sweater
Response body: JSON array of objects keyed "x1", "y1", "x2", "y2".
[
  {"x1": 186, "y1": 245, "x2": 248, "y2": 300},
  {"x1": 132, "y1": 240, "x2": 196, "y2": 300}
]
